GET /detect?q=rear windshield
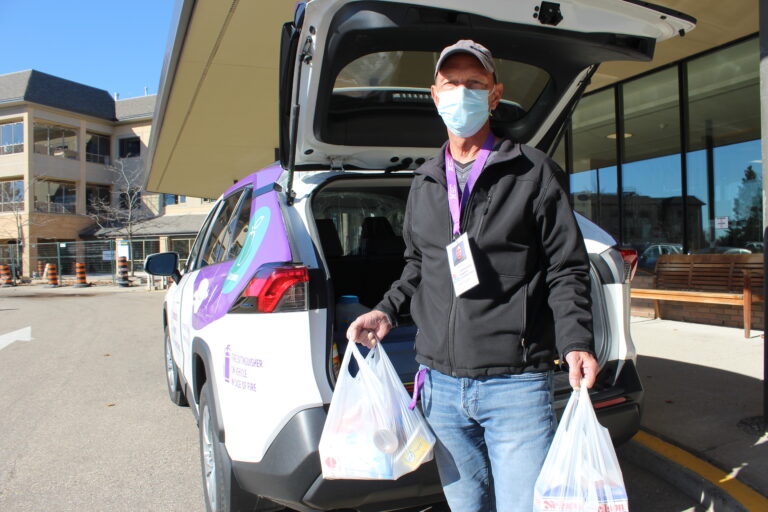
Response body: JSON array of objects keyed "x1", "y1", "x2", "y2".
[{"x1": 322, "y1": 51, "x2": 550, "y2": 148}]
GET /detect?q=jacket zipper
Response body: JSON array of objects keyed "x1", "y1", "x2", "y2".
[
  {"x1": 521, "y1": 283, "x2": 528, "y2": 365},
  {"x1": 447, "y1": 179, "x2": 486, "y2": 377},
  {"x1": 475, "y1": 190, "x2": 493, "y2": 239}
]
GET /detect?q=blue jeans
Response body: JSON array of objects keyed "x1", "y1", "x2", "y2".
[{"x1": 420, "y1": 367, "x2": 556, "y2": 512}]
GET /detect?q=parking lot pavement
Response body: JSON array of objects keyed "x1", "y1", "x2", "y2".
[
  {"x1": 0, "y1": 285, "x2": 712, "y2": 511},
  {"x1": 0, "y1": 285, "x2": 204, "y2": 511},
  {"x1": 629, "y1": 316, "x2": 768, "y2": 511}
]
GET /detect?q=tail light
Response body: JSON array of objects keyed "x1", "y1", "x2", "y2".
[
  {"x1": 230, "y1": 264, "x2": 309, "y2": 313},
  {"x1": 618, "y1": 249, "x2": 638, "y2": 283}
]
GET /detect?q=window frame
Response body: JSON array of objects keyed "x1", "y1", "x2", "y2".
[
  {"x1": 118, "y1": 136, "x2": 141, "y2": 159},
  {"x1": 0, "y1": 121, "x2": 24, "y2": 155},
  {"x1": 85, "y1": 132, "x2": 112, "y2": 165}
]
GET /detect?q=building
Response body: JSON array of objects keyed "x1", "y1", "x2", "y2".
[{"x1": 0, "y1": 70, "x2": 210, "y2": 277}]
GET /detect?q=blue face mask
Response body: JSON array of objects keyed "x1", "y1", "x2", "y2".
[{"x1": 436, "y1": 87, "x2": 491, "y2": 138}]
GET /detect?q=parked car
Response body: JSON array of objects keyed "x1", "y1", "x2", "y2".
[
  {"x1": 145, "y1": 1, "x2": 694, "y2": 510},
  {"x1": 692, "y1": 246, "x2": 752, "y2": 255},
  {"x1": 638, "y1": 243, "x2": 683, "y2": 270}
]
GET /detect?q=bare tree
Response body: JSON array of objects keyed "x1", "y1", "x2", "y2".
[{"x1": 87, "y1": 158, "x2": 155, "y2": 274}]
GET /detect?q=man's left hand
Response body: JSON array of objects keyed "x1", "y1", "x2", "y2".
[{"x1": 565, "y1": 350, "x2": 598, "y2": 390}]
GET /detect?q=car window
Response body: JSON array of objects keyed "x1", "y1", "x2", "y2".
[
  {"x1": 227, "y1": 189, "x2": 253, "y2": 261},
  {"x1": 324, "y1": 50, "x2": 550, "y2": 148},
  {"x1": 185, "y1": 201, "x2": 221, "y2": 273},
  {"x1": 199, "y1": 190, "x2": 244, "y2": 267}
]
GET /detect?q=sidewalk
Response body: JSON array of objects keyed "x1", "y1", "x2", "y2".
[{"x1": 627, "y1": 317, "x2": 767, "y2": 509}]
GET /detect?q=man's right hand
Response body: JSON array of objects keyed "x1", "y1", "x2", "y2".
[{"x1": 346, "y1": 310, "x2": 392, "y2": 348}]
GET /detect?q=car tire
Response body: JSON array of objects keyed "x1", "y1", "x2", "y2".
[
  {"x1": 199, "y1": 382, "x2": 283, "y2": 512},
  {"x1": 164, "y1": 326, "x2": 188, "y2": 406}
]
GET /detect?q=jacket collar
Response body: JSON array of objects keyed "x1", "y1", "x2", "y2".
[{"x1": 415, "y1": 137, "x2": 523, "y2": 186}]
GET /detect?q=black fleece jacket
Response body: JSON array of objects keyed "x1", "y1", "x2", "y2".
[{"x1": 374, "y1": 139, "x2": 594, "y2": 378}]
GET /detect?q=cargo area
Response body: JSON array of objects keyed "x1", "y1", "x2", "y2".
[{"x1": 309, "y1": 174, "x2": 609, "y2": 392}]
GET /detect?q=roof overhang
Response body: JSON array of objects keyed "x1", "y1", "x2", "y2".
[
  {"x1": 147, "y1": 0, "x2": 757, "y2": 198},
  {"x1": 146, "y1": 0, "x2": 295, "y2": 198}
]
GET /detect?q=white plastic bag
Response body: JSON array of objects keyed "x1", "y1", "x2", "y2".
[
  {"x1": 533, "y1": 383, "x2": 629, "y2": 512},
  {"x1": 319, "y1": 341, "x2": 435, "y2": 480}
]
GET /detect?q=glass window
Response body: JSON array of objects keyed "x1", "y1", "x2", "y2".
[
  {"x1": 162, "y1": 194, "x2": 186, "y2": 207},
  {"x1": 33, "y1": 122, "x2": 78, "y2": 159},
  {"x1": 621, "y1": 68, "x2": 682, "y2": 251},
  {"x1": 119, "y1": 137, "x2": 141, "y2": 158},
  {"x1": 171, "y1": 238, "x2": 195, "y2": 268},
  {"x1": 34, "y1": 180, "x2": 77, "y2": 214},
  {"x1": 0, "y1": 121, "x2": 24, "y2": 154},
  {"x1": 327, "y1": 51, "x2": 550, "y2": 147},
  {"x1": 570, "y1": 89, "x2": 619, "y2": 240},
  {"x1": 85, "y1": 132, "x2": 111, "y2": 164},
  {"x1": 686, "y1": 38, "x2": 761, "y2": 253},
  {"x1": 186, "y1": 205, "x2": 220, "y2": 272},
  {"x1": 0, "y1": 180, "x2": 24, "y2": 212},
  {"x1": 200, "y1": 190, "x2": 244, "y2": 267},
  {"x1": 119, "y1": 189, "x2": 142, "y2": 210},
  {"x1": 86, "y1": 184, "x2": 111, "y2": 214},
  {"x1": 228, "y1": 190, "x2": 253, "y2": 260}
]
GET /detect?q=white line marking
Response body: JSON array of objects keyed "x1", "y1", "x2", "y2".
[{"x1": 0, "y1": 326, "x2": 33, "y2": 351}]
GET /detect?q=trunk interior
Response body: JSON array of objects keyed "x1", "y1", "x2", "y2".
[{"x1": 309, "y1": 173, "x2": 607, "y2": 395}]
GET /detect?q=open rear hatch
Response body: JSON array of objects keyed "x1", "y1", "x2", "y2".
[{"x1": 279, "y1": 0, "x2": 695, "y2": 186}]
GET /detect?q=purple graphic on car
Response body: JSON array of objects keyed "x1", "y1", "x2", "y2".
[{"x1": 191, "y1": 165, "x2": 293, "y2": 330}]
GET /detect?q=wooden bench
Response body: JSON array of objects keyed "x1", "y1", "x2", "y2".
[{"x1": 630, "y1": 254, "x2": 764, "y2": 337}]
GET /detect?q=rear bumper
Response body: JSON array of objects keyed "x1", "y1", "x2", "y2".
[
  {"x1": 231, "y1": 407, "x2": 443, "y2": 512},
  {"x1": 233, "y1": 360, "x2": 643, "y2": 511}
]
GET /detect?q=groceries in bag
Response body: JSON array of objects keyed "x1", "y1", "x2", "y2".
[
  {"x1": 319, "y1": 341, "x2": 435, "y2": 480},
  {"x1": 533, "y1": 382, "x2": 629, "y2": 512}
]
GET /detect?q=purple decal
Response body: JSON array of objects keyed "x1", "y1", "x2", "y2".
[{"x1": 191, "y1": 166, "x2": 293, "y2": 331}]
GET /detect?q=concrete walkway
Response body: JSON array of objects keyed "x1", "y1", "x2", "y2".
[{"x1": 628, "y1": 317, "x2": 767, "y2": 510}]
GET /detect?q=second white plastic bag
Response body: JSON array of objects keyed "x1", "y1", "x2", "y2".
[
  {"x1": 319, "y1": 341, "x2": 435, "y2": 480},
  {"x1": 533, "y1": 382, "x2": 629, "y2": 512}
]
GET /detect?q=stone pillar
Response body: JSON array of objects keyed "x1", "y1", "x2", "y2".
[
  {"x1": 21, "y1": 110, "x2": 34, "y2": 276},
  {"x1": 77, "y1": 119, "x2": 87, "y2": 215}
]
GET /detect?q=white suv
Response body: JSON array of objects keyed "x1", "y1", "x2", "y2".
[{"x1": 145, "y1": 1, "x2": 694, "y2": 511}]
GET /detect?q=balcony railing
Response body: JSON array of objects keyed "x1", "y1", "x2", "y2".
[
  {"x1": 0, "y1": 202, "x2": 23, "y2": 213},
  {"x1": 34, "y1": 201, "x2": 76, "y2": 214},
  {"x1": 1, "y1": 144, "x2": 23, "y2": 155}
]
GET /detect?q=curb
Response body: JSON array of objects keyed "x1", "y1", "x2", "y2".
[{"x1": 619, "y1": 430, "x2": 768, "y2": 511}]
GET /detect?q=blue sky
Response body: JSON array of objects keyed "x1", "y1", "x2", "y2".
[{"x1": 1, "y1": 0, "x2": 176, "y2": 99}]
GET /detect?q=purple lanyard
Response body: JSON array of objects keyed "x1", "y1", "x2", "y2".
[{"x1": 445, "y1": 133, "x2": 495, "y2": 237}]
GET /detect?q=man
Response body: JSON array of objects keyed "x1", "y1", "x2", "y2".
[{"x1": 347, "y1": 40, "x2": 598, "y2": 511}]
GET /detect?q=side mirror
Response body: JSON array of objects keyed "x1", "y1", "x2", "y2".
[{"x1": 144, "y1": 252, "x2": 181, "y2": 284}]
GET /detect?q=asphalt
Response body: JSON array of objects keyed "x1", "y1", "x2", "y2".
[{"x1": 624, "y1": 316, "x2": 768, "y2": 511}]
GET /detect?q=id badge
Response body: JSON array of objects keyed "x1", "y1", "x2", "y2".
[{"x1": 446, "y1": 233, "x2": 479, "y2": 296}]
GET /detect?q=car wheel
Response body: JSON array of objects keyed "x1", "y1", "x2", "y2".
[
  {"x1": 165, "y1": 326, "x2": 188, "y2": 406},
  {"x1": 199, "y1": 382, "x2": 282, "y2": 512}
]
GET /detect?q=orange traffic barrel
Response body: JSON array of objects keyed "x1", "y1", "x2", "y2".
[
  {"x1": 73, "y1": 262, "x2": 88, "y2": 288},
  {"x1": 45, "y1": 263, "x2": 59, "y2": 288},
  {"x1": 36, "y1": 261, "x2": 45, "y2": 279},
  {"x1": 0, "y1": 264, "x2": 13, "y2": 287},
  {"x1": 117, "y1": 256, "x2": 129, "y2": 287}
]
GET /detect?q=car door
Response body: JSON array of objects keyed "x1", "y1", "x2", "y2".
[
  {"x1": 178, "y1": 190, "x2": 245, "y2": 377},
  {"x1": 168, "y1": 202, "x2": 220, "y2": 376}
]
